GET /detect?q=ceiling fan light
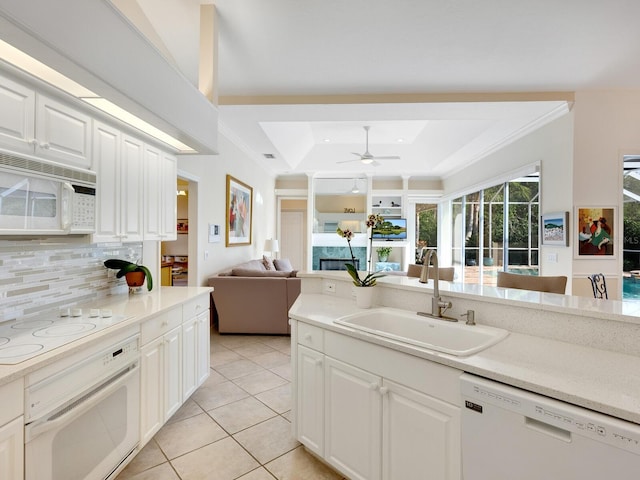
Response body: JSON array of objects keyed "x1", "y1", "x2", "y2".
[{"x1": 361, "y1": 158, "x2": 374, "y2": 164}]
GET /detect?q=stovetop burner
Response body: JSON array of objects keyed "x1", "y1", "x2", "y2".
[
  {"x1": 34, "y1": 323, "x2": 97, "y2": 337},
  {"x1": 0, "y1": 309, "x2": 130, "y2": 364},
  {"x1": 11, "y1": 319, "x2": 54, "y2": 330},
  {"x1": 0, "y1": 344, "x2": 44, "y2": 359}
]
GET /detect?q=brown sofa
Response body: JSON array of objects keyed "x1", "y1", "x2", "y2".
[{"x1": 207, "y1": 259, "x2": 300, "y2": 334}]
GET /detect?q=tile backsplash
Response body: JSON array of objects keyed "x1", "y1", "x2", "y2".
[{"x1": 0, "y1": 239, "x2": 143, "y2": 322}]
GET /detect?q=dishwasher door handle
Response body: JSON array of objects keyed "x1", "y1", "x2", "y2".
[{"x1": 525, "y1": 416, "x2": 572, "y2": 443}]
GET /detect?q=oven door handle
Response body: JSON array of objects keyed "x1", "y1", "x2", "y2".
[{"x1": 25, "y1": 362, "x2": 138, "y2": 441}]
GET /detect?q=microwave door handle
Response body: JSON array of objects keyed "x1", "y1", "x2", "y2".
[{"x1": 61, "y1": 182, "x2": 74, "y2": 231}]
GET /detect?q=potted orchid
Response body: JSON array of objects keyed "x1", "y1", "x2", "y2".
[{"x1": 336, "y1": 214, "x2": 386, "y2": 288}]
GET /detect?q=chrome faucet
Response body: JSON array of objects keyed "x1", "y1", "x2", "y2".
[{"x1": 418, "y1": 249, "x2": 453, "y2": 319}]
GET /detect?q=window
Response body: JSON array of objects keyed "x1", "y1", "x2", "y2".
[
  {"x1": 451, "y1": 174, "x2": 539, "y2": 285},
  {"x1": 415, "y1": 203, "x2": 437, "y2": 263},
  {"x1": 623, "y1": 156, "x2": 640, "y2": 299}
]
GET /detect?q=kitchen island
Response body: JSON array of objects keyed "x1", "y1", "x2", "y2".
[{"x1": 290, "y1": 272, "x2": 640, "y2": 479}]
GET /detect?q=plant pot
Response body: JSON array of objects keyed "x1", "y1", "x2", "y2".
[
  {"x1": 378, "y1": 256, "x2": 388, "y2": 263},
  {"x1": 125, "y1": 271, "x2": 146, "y2": 287},
  {"x1": 355, "y1": 286, "x2": 374, "y2": 308},
  {"x1": 483, "y1": 257, "x2": 494, "y2": 266}
]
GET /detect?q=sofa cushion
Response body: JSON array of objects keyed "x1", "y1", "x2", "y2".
[
  {"x1": 240, "y1": 259, "x2": 267, "y2": 271},
  {"x1": 274, "y1": 258, "x2": 293, "y2": 272},
  {"x1": 231, "y1": 268, "x2": 293, "y2": 277},
  {"x1": 262, "y1": 255, "x2": 276, "y2": 270}
]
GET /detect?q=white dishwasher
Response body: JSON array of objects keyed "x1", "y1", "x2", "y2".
[{"x1": 460, "y1": 373, "x2": 640, "y2": 480}]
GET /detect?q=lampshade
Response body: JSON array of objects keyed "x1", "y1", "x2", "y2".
[{"x1": 264, "y1": 239, "x2": 280, "y2": 253}]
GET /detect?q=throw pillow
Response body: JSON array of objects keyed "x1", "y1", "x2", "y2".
[
  {"x1": 242, "y1": 259, "x2": 267, "y2": 271},
  {"x1": 274, "y1": 258, "x2": 293, "y2": 272},
  {"x1": 262, "y1": 255, "x2": 276, "y2": 270},
  {"x1": 231, "y1": 268, "x2": 291, "y2": 277}
]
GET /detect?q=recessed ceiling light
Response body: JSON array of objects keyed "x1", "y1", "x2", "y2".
[
  {"x1": 323, "y1": 138, "x2": 331, "y2": 143},
  {"x1": 397, "y1": 138, "x2": 405, "y2": 143}
]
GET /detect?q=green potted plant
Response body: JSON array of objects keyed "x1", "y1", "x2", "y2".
[
  {"x1": 376, "y1": 246, "x2": 392, "y2": 262},
  {"x1": 104, "y1": 259, "x2": 153, "y2": 291}
]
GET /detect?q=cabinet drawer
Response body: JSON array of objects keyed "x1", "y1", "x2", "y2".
[
  {"x1": 141, "y1": 306, "x2": 182, "y2": 344},
  {"x1": 298, "y1": 322, "x2": 324, "y2": 352},
  {"x1": 0, "y1": 378, "x2": 23, "y2": 425},
  {"x1": 183, "y1": 294, "x2": 209, "y2": 320}
]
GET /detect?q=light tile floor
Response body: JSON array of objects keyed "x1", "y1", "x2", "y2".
[{"x1": 117, "y1": 330, "x2": 345, "y2": 480}]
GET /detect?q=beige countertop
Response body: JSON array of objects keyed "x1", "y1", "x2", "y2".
[
  {"x1": 0, "y1": 286, "x2": 212, "y2": 386},
  {"x1": 290, "y1": 292, "x2": 640, "y2": 425}
]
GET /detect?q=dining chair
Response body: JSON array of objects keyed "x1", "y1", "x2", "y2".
[
  {"x1": 588, "y1": 273, "x2": 608, "y2": 299},
  {"x1": 497, "y1": 271, "x2": 567, "y2": 294}
]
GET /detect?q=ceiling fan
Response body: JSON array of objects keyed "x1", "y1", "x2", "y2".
[{"x1": 337, "y1": 126, "x2": 401, "y2": 166}]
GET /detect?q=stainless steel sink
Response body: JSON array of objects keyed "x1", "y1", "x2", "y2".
[{"x1": 335, "y1": 307, "x2": 508, "y2": 356}]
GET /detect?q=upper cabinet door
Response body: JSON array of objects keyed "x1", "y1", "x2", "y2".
[
  {"x1": 161, "y1": 152, "x2": 177, "y2": 241},
  {"x1": 0, "y1": 73, "x2": 36, "y2": 155},
  {"x1": 35, "y1": 94, "x2": 92, "y2": 169}
]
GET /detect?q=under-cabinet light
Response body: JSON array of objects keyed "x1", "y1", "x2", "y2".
[{"x1": 0, "y1": 39, "x2": 195, "y2": 152}]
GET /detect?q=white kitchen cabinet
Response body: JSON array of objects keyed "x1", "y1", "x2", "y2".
[
  {"x1": 140, "y1": 336, "x2": 164, "y2": 445},
  {"x1": 0, "y1": 73, "x2": 35, "y2": 155},
  {"x1": 0, "y1": 416, "x2": 24, "y2": 480},
  {"x1": 296, "y1": 345, "x2": 324, "y2": 457},
  {"x1": 93, "y1": 122, "x2": 144, "y2": 242},
  {"x1": 164, "y1": 326, "x2": 183, "y2": 419},
  {"x1": 144, "y1": 146, "x2": 177, "y2": 241},
  {"x1": 139, "y1": 306, "x2": 182, "y2": 445},
  {"x1": 325, "y1": 356, "x2": 382, "y2": 480},
  {"x1": 140, "y1": 325, "x2": 182, "y2": 443},
  {"x1": 0, "y1": 378, "x2": 24, "y2": 480},
  {"x1": 383, "y1": 379, "x2": 461, "y2": 480},
  {"x1": 0, "y1": 74, "x2": 91, "y2": 169},
  {"x1": 294, "y1": 320, "x2": 462, "y2": 480},
  {"x1": 35, "y1": 94, "x2": 92, "y2": 169},
  {"x1": 195, "y1": 310, "x2": 211, "y2": 386},
  {"x1": 182, "y1": 309, "x2": 211, "y2": 399},
  {"x1": 182, "y1": 315, "x2": 198, "y2": 399},
  {"x1": 182, "y1": 295, "x2": 211, "y2": 398}
]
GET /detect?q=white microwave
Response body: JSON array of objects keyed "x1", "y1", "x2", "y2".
[{"x1": 0, "y1": 152, "x2": 96, "y2": 235}]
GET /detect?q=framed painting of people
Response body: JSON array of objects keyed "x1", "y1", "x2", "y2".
[
  {"x1": 575, "y1": 206, "x2": 615, "y2": 258},
  {"x1": 226, "y1": 175, "x2": 253, "y2": 246}
]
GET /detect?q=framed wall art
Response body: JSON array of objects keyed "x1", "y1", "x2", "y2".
[
  {"x1": 226, "y1": 175, "x2": 253, "y2": 246},
  {"x1": 541, "y1": 212, "x2": 569, "y2": 246},
  {"x1": 575, "y1": 206, "x2": 615, "y2": 258}
]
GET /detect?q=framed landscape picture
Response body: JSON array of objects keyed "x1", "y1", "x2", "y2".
[
  {"x1": 541, "y1": 212, "x2": 569, "y2": 246},
  {"x1": 226, "y1": 175, "x2": 253, "y2": 246},
  {"x1": 575, "y1": 206, "x2": 615, "y2": 258}
]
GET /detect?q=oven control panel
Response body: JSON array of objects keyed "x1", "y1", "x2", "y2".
[{"x1": 102, "y1": 340, "x2": 136, "y2": 367}]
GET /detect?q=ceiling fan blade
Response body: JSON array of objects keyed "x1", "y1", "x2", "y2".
[
  {"x1": 336, "y1": 159, "x2": 360, "y2": 164},
  {"x1": 351, "y1": 152, "x2": 364, "y2": 157},
  {"x1": 370, "y1": 155, "x2": 400, "y2": 160}
]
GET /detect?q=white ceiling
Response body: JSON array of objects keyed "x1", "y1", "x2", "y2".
[{"x1": 127, "y1": 0, "x2": 640, "y2": 179}]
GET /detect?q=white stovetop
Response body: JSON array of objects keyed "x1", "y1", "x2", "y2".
[
  {"x1": 0, "y1": 287, "x2": 212, "y2": 386},
  {"x1": 290, "y1": 291, "x2": 640, "y2": 425}
]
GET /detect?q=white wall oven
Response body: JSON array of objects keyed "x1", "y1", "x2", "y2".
[
  {"x1": 0, "y1": 151, "x2": 96, "y2": 234},
  {"x1": 24, "y1": 328, "x2": 140, "y2": 480}
]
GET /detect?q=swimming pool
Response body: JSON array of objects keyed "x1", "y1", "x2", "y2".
[{"x1": 623, "y1": 276, "x2": 640, "y2": 299}]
